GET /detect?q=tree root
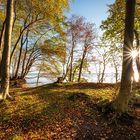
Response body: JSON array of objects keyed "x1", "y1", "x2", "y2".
[
  {"x1": 7, "y1": 93, "x2": 15, "y2": 101},
  {"x1": 97, "y1": 101, "x2": 135, "y2": 126}
]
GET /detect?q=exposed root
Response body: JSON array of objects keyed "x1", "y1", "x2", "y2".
[{"x1": 97, "y1": 101, "x2": 135, "y2": 126}]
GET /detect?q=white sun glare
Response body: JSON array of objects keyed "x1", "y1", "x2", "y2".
[
  {"x1": 131, "y1": 50, "x2": 138, "y2": 59},
  {"x1": 134, "y1": 71, "x2": 139, "y2": 82}
]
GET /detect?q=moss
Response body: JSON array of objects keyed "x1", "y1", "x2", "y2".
[{"x1": 0, "y1": 83, "x2": 118, "y2": 139}]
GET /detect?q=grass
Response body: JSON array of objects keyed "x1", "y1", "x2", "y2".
[{"x1": 0, "y1": 83, "x2": 139, "y2": 139}]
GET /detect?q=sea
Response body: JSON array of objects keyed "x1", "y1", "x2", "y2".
[{"x1": 25, "y1": 72, "x2": 120, "y2": 87}]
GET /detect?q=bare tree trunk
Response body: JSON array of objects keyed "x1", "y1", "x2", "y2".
[
  {"x1": 14, "y1": 35, "x2": 23, "y2": 79},
  {"x1": 69, "y1": 38, "x2": 75, "y2": 82},
  {"x1": 115, "y1": 67, "x2": 118, "y2": 83},
  {"x1": 100, "y1": 60, "x2": 106, "y2": 83},
  {"x1": 0, "y1": 0, "x2": 14, "y2": 100},
  {"x1": 22, "y1": 48, "x2": 40, "y2": 78},
  {"x1": 11, "y1": 55, "x2": 18, "y2": 79},
  {"x1": 14, "y1": 34, "x2": 27, "y2": 79},
  {"x1": 136, "y1": 56, "x2": 140, "y2": 83},
  {"x1": 0, "y1": 19, "x2": 6, "y2": 79},
  {"x1": 36, "y1": 68, "x2": 41, "y2": 86},
  {"x1": 72, "y1": 64, "x2": 79, "y2": 82},
  {"x1": 0, "y1": 20, "x2": 6, "y2": 49},
  {"x1": 63, "y1": 48, "x2": 73, "y2": 81},
  {"x1": 10, "y1": 15, "x2": 43, "y2": 61},
  {"x1": 21, "y1": 32, "x2": 29, "y2": 78},
  {"x1": 114, "y1": 0, "x2": 136, "y2": 112},
  {"x1": 134, "y1": 30, "x2": 140, "y2": 83},
  {"x1": 78, "y1": 47, "x2": 87, "y2": 82},
  {"x1": 112, "y1": 55, "x2": 119, "y2": 83}
]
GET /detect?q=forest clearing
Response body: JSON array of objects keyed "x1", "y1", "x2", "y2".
[{"x1": 0, "y1": 83, "x2": 140, "y2": 139}]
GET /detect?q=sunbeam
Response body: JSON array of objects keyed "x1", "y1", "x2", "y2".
[
  {"x1": 131, "y1": 49, "x2": 138, "y2": 59},
  {"x1": 134, "y1": 71, "x2": 139, "y2": 82}
]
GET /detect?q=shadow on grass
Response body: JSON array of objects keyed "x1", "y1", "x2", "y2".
[
  {"x1": 62, "y1": 82, "x2": 116, "y2": 90},
  {"x1": 0, "y1": 85, "x2": 100, "y2": 139},
  {"x1": 0, "y1": 83, "x2": 139, "y2": 139}
]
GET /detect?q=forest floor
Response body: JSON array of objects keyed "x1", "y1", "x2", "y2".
[{"x1": 0, "y1": 83, "x2": 140, "y2": 140}]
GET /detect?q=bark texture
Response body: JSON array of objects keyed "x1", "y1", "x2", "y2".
[
  {"x1": 134, "y1": 30, "x2": 140, "y2": 82},
  {"x1": 69, "y1": 36, "x2": 75, "y2": 82},
  {"x1": 114, "y1": 0, "x2": 136, "y2": 112},
  {"x1": 0, "y1": 19, "x2": 6, "y2": 79},
  {"x1": 78, "y1": 46, "x2": 87, "y2": 82},
  {"x1": 0, "y1": 0, "x2": 14, "y2": 100}
]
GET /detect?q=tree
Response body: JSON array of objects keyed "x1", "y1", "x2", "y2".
[
  {"x1": 37, "y1": 34, "x2": 66, "y2": 81},
  {"x1": 67, "y1": 16, "x2": 85, "y2": 82},
  {"x1": 92, "y1": 40, "x2": 111, "y2": 83},
  {"x1": 114, "y1": 0, "x2": 136, "y2": 112},
  {"x1": 101, "y1": 0, "x2": 140, "y2": 82},
  {"x1": 110, "y1": 48, "x2": 122, "y2": 83},
  {"x1": 78, "y1": 23, "x2": 95, "y2": 82},
  {"x1": 0, "y1": 12, "x2": 6, "y2": 79},
  {"x1": 0, "y1": 0, "x2": 70, "y2": 82},
  {"x1": 107, "y1": 41, "x2": 122, "y2": 83},
  {"x1": 101, "y1": 0, "x2": 140, "y2": 40},
  {"x1": 66, "y1": 16, "x2": 96, "y2": 82},
  {"x1": 9, "y1": 0, "x2": 70, "y2": 61},
  {"x1": 0, "y1": 0, "x2": 14, "y2": 100}
]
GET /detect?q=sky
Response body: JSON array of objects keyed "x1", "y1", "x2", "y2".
[{"x1": 68, "y1": 0, "x2": 115, "y2": 29}]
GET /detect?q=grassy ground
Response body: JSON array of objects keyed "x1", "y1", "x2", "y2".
[{"x1": 0, "y1": 83, "x2": 140, "y2": 140}]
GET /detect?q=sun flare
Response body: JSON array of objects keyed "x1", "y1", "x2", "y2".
[
  {"x1": 131, "y1": 50, "x2": 138, "y2": 59},
  {"x1": 134, "y1": 71, "x2": 139, "y2": 82}
]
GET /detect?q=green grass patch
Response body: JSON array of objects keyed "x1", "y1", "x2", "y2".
[{"x1": 0, "y1": 83, "x2": 117, "y2": 139}]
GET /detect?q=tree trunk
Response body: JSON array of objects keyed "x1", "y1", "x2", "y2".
[
  {"x1": 78, "y1": 47, "x2": 86, "y2": 82},
  {"x1": 0, "y1": 19, "x2": 6, "y2": 79},
  {"x1": 134, "y1": 30, "x2": 140, "y2": 83},
  {"x1": 0, "y1": 0, "x2": 14, "y2": 100},
  {"x1": 72, "y1": 64, "x2": 79, "y2": 82},
  {"x1": 112, "y1": 55, "x2": 119, "y2": 83},
  {"x1": 114, "y1": 0, "x2": 136, "y2": 112},
  {"x1": 97, "y1": 62, "x2": 102, "y2": 83},
  {"x1": 11, "y1": 55, "x2": 18, "y2": 79},
  {"x1": 22, "y1": 48, "x2": 38, "y2": 78},
  {"x1": 36, "y1": 68, "x2": 41, "y2": 86},
  {"x1": 136, "y1": 57, "x2": 140, "y2": 83},
  {"x1": 14, "y1": 34, "x2": 27, "y2": 79},
  {"x1": 63, "y1": 51, "x2": 72, "y2": 81},
  {"x1": 115, "y1": 67, "x2": 118, "y2": 83},
  {"x1": 69, "y1": 37, "x2": 75, "y2": 82},
  {"x1": 21, "y1": 31, "x2": 29, "y2": 78},
  {"x1": 100, "y1": 60, "x2": 106, "y2": 83}
]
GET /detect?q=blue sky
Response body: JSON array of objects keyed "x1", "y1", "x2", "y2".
[{"x1": 68, "y1": 0, "x2": 115, "y2": 28}]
